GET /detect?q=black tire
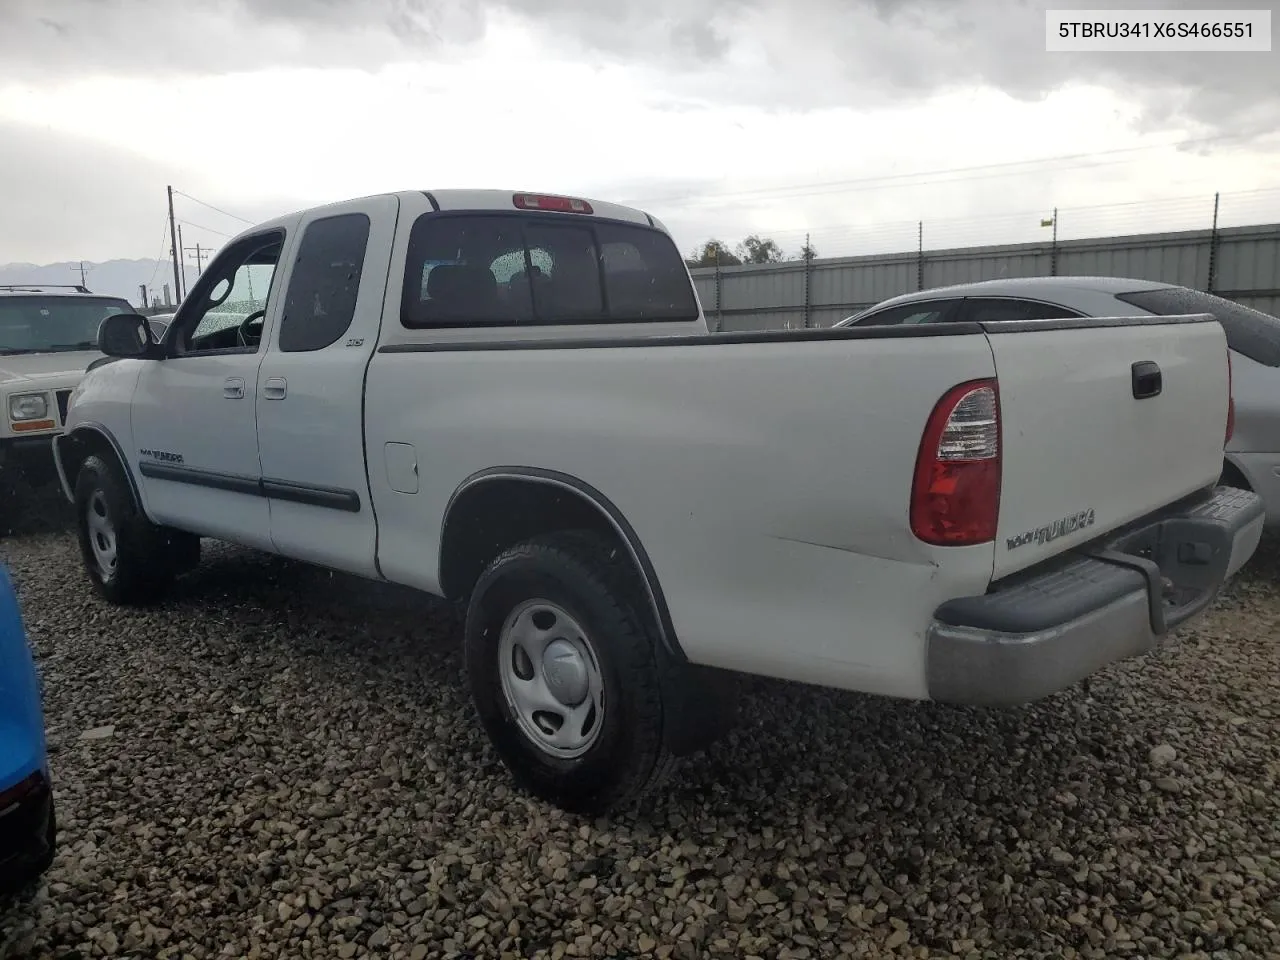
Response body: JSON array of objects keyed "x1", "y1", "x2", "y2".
[
  {"x1": 464, "y1": 530, "x2": 674, "y2": 815},
  {"x1": 0, "y1": 799, "x2": 55, "y2": 902},
  {"x1": 74, "y1": 454, "x2": 181, "y2": 604}
]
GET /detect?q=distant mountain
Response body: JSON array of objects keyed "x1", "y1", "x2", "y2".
[{"x1": 0, "y1": 259, "x2": 183, "y2": 309}]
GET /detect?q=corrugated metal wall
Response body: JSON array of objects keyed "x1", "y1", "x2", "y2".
[{"x1": 691, "y1": 223, "x2": 1280, "y2": 330}]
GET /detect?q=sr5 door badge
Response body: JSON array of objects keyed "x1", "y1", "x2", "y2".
[{"x1": 1006, "y1": 508, "x2": 1095, "y2": 551}]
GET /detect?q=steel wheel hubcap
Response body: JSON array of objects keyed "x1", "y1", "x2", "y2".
[
  {"x1": 498, "y1": 599, "x2": 604, "y2": 759},
  {"x1": 86, "y1": 490, "x2": 117, "y2": 577}
]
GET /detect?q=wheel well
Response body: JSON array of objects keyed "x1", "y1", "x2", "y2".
[
  {"x1": 61, "y1": 428, "x2": 139, "y2": 506},
  {"x1": 438, "y1": 474, "x2": 680, "y2": 658},
  {"x1": 1221, "y1": 459, "x2": 1251, "y2": 491}
]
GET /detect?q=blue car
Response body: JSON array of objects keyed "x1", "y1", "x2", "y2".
[{"x1": 0, "y1": 564, "x2": 55, "y2": 897}]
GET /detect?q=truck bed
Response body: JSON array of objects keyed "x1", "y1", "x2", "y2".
[{"x1": 365, "y1": 314, "x2": 1232, "y2": 699}]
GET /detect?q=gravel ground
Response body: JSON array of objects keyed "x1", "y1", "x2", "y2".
[{"x1": 1, "y1": 497, "x2": 1278, "y2": 960}]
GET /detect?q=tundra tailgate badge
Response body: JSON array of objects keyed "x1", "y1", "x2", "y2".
[{"x1": 1006, "y1": 508, "x2": 1095, "y2": 551}]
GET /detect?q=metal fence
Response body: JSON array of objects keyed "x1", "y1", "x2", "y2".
[{"x1": 689, "y1": 222, "x2": 1280, "y2": 332}]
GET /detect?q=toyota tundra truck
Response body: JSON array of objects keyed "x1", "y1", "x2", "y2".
[{"x1": 51, "y1": 189, "x2": 1265, "y2": 813}]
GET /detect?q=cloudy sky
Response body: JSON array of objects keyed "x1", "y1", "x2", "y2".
[{"x1": 0, "y1": 0, "x2": 1277, "y2": 268}]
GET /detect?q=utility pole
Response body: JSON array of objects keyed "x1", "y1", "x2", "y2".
[
  {"x1": 802, "y1": 232, "x2": 812, "y2": 328},
  {"x1": 138, "y1": 284, "x2": 148, "y2": 310},
  {"x1": 183, "y1": 242, "x2": 210, "y2": 279},
  {"x1": 1041, "y1": 208, "x2": 1059, "y2": 276},
  {"x1": 1051, "y1": 207, "x2": 1059, "y2": 276},
  {"x1": 177, "y1": 224, "x2": 188, "y2": 300},
  {"x1": 917, "y1": 221, "x2": 924, "y2": 291},
  {"x1": 167, "y1": 185, "x2": 182, "y2": 307},
  {"x1": 71, "y1": 260, "x2": 89, "y2": 289},
  {"x1": 1207, "y1": 191, "x2": 1221, "y2": 294}
]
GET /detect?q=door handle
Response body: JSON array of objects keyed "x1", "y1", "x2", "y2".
[
  {"x1": 263, "y1": 377, "x2": 287, "y2": 400},
  {"x1": 224, "y1": 378, "x2": 245, "y2": 399},
  {"x1": 1131, "y1": 361, "x2": 1162, "y2": 399}
]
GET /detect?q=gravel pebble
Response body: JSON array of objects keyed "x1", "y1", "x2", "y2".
[
  {"x1": 1, "y1": 502, "x2": 1279, "y2": 960},
  {"x1": 1149, "y1": 743, "x2": 1177, "y2": 766}
]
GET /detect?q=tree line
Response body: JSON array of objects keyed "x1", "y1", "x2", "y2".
[{"x1": 684, "y1": 235, "x2": 818, "y2": 268}]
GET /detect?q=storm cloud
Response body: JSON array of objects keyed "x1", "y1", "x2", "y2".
[
  {"x1": 0, "y1": 118, "x2": 309, "y2": 264},
  {"x1": 1, "y1": 0, "x2": 1274, "y2": 135}
]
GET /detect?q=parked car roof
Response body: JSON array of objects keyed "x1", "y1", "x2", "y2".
[
  {"x1": 855, "y1": 275, "x2": 1172, "y2": 311},
  {"x1": 0, "y1": 285, "x2": 105, "y2": 298}
]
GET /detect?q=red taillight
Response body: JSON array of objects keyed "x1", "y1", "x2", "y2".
[
  {"x1": 513, "y1": 193, "x2": 593, "y2": 215},
  {"x1": 910, "y1": 379, "x2": 1002, "y2": 546},
  {"x1": 0, "y1": 770, "x2": 44, "y2": 813},
  {"x1": 1226, "y1": 351, "x2": 1235, "y2": 445}
]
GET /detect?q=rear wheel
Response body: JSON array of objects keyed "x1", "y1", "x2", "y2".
[
  {"x1": 464, "y1": 531, "x2": 673, "y2": 814},
  {"x1": 74, "y1": 455, "x2": 197, "y2": 604}
]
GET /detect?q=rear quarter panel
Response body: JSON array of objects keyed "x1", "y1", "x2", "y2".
[
  {"x1": 365, "y1": 333, "x2": 999, "y2": 699},
  {"x1": 1226, "y1": 350, "x2": 1280, "y2": 454}
]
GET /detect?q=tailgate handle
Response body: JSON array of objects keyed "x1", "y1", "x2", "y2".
[{"x1": 1131, "y1": 361, "x2": 1162, "y2": 399}]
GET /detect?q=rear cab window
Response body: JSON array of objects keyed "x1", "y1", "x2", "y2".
[
  {"x1": 401, "y1": 214, "x2": 699, "y2": 328},
  {"x1": 1115, "y1": 287, "x2": 1280, "y2": 367}
]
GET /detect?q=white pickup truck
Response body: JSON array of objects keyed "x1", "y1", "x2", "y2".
[{"x1": 54, "y1": 189, "x2": 1265, "y2": 813}]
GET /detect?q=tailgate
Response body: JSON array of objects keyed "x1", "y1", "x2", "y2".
[{"x1": 985, "y1": 314, "x2": 1230, "y2": 580}]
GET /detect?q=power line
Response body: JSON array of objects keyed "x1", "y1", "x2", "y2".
[
  {"x1": 686, "y1": 185, "x2": 1280, "y2": 259},
  {"x1": 146, "y1": 215, "x2": 172, "y2": 288},
  {"x1": 627, "y1": 131, "x2": 1276, "y2": 209},
  {"x1": 172, "y1": 189, "x2": 254, "y2": 225},
  {"x1": 776, "y1": 197, "x2": 1226, "y2": 247},
  {"x1": 715, "y1": 185, "x2": 1280, "y2": 243},
  {"x1": 176, "y1": 218, "x2": 233, "y2": 239}
]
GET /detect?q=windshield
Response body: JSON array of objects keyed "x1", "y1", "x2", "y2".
[{"x1": 0, "y1": 295, "x2": 135, "y2": 355}]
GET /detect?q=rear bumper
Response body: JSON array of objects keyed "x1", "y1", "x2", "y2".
[
  {"x1": 926, "y1": 485, "x2": 1265, "y2": 706},
  {"x1": 0, "y1": 772, "x2": 55, "y2": 896}
]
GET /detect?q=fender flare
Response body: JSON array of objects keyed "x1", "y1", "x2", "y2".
[
  {"x1": 441, "y1": 466, "x2": 687, "y2": 663},
  {"x1": 56, "y1": 421, "x2": 143, "y2": 511}
]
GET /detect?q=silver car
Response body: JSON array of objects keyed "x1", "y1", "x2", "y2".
[{"x1": 837, "y1": 276, "x2": 1280, "y2": 527}]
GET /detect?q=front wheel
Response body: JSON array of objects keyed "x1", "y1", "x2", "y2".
[
  {"x1": 74, "y1": 455, "x2": 195, "y2": 604},
  {"x1": 464, "y1": 531, "x2": 674, "y2": 814}
]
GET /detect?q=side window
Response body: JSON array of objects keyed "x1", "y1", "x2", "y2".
[
  {"x1": 278, "y1": 214, "x2": 371, "y2": 352},
  {"x1": 963, "y1": 298, "x2": 1081, "y2": 323},
  {"x1": 178, "y1": 232, "x2": 284, "y2": 355},
  {"x1": 853, "y1": 301, "x2": 958, "y2": 326}
]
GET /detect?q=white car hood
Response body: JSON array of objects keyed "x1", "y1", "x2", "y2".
[{"x1": 0, "y1": 351, "x2": 103, "y2": 388}]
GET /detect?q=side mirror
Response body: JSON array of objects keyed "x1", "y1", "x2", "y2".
[{"x1": 98, "y1": 313, "x2": 162, "y2": 359}]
